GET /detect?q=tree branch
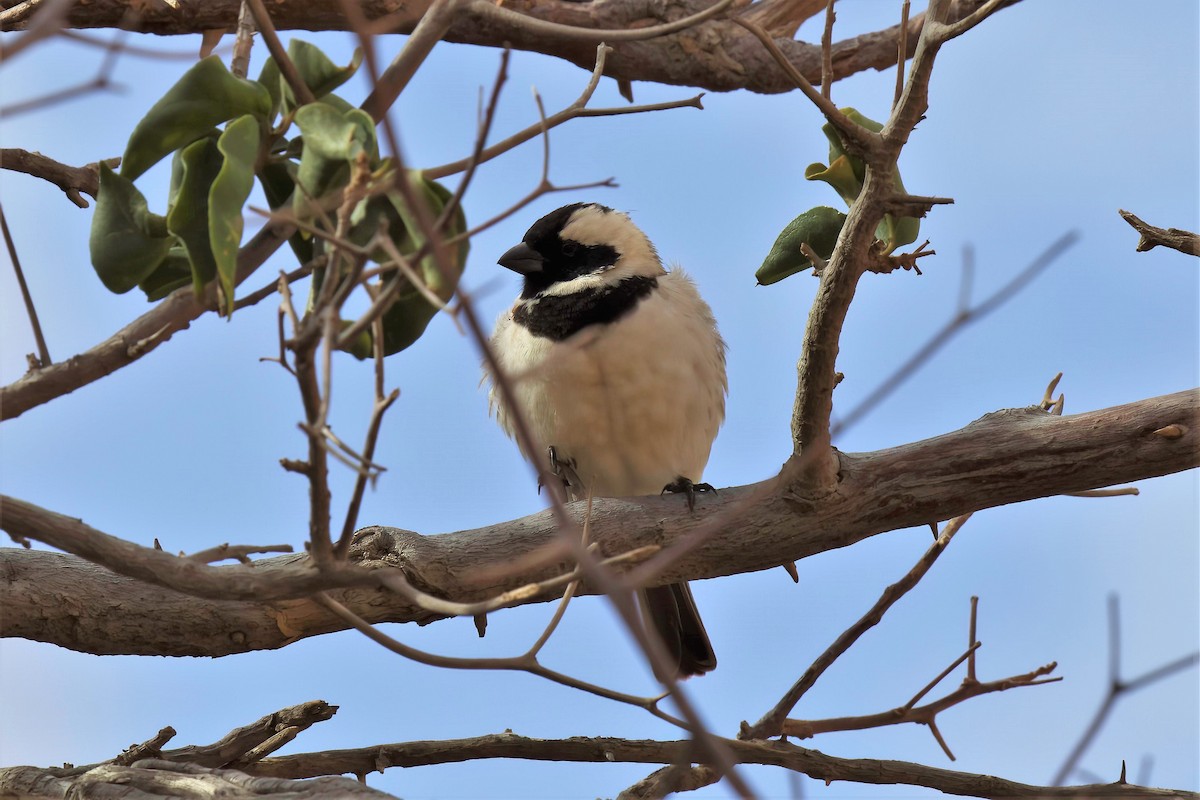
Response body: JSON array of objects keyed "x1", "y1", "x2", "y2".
[
  {"x1": 0, "y1": 223, "x2": 292, "y2": 421},
  {"x1": 6, "y1": 709, "x2": 1193, "y2": 798},
  {"x1": 242, "y1": 732, "x2": 1192, "y2": 798},
  {"x1": 3, "y1": 390, "x2": 1195, "y2": 656},
  {"x1": 0, "y1": 148, "x2": 118, "y2": 208},
  {"x1": 0, "y1": 0, "x2": 1025, "y2": 95},
  {"x1": 1118, "y1": 209, "x2": 1200, "y2": 257}
]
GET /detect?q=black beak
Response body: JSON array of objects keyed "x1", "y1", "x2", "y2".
[{"x1": 498, "y1": 242, "x2": 545, "y2": 275}]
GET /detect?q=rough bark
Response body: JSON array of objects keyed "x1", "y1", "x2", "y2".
[
  {"x1": 0, "y1": 0, "x2": 1021, "y2": 95},
  {"x1": 3, "y1": 389, "x2": 1195, "y2": 657}
]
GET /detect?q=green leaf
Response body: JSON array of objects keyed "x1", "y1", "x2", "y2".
[
  {"x1": 292, "y1": 100, "x2": 377, "y2": 221},
  {"x1": 811, "y1": 106, "x2": 921, "y2": 255},
  {"x1": 122, "y1": 56, "x2": 271, "y2": 181},
  {"x1": 370, "y1": 174, "x2": 469, "y2": 356},
  {"x1": 166, "y1": 137, "x2": 223, "y2": 295},
  {"x1": 89, "y1": 163, "x2": 173, "y2": 294},
  {"x1": 756, "y1": 206, "x2": 847, "y2": 286},
  {"x1": 256, "y1": 57, "x2": 284, "y2": 119},
  {"x1": 804, "y1": 155, "x2": 862, "y2": 208},
  {"x1": 340, "y1": 173, "x2": 470, "y2": 358},
  {"x1": 139, "y1": 248, "x2": 195, "y2": 301},
  {"x1": 209, "y1": 115, "x2": 261, "y2": 314},
  {"x1": 257, "y1": 41, "x2": 363, "y2": 119},
  {"x1": 259, "y1": 159, "x2": 314, "y2": 264},
  {"x1": 287, "y1": 39, "x2": 363, "y2": 106}
]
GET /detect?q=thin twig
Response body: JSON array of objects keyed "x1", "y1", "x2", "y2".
[
  {"x1": 782, "y1": 655, "x2": 1059, "y2": 753},
  {"x1": 434, "y1": 47, "x2": 511, "y2": 232},
  {"x1": 0, "y1": 0, "x2": 73, "y2": 60},
  {"x1": 0, "y1": 202, "x2": 52, "y2": 366},
  {"x1": 742, "y1": 512, "x2": 972, "y2": 740},
  {"x1": 361, "y1": 0, "x2": 463, "y2": 122},
  {"x1": 424, "y1": 43, "x2": 702, "y2": 180},
  {"x1": 1118, "y1": 209, "x2": 1200, "y2": 257},
  {"x1": 1051, "y1": 594, "x2": 1200, "y2": 785},
  {"x1": 314, "y1": 591, "x2": 680, "y2": 718},
  {"x1": 1, "y1": 29, "x2": 125, "y2": 116},
  {"x1": 894, "y1": 0, "x2": 911, "y2": 107},
  {"x1": 819, "y1": 0, "x2": 834, "y2": 100},
  {"x1": 230, "y1": 0, "x2": 255, "y2": 78},
  {"x1": 832, "y1": 231, "x2": 1080, "y2": 437},
  {"x1": 1064, "y1": 487, "x2": 1139, "y2": 498},
  {"x1": 1, "y1": 220, "x2": 292, "y2": 422},
  {"x1": 733, "y1": 17, "x2": 870, "y2": 156},
  {"x1": 185, "y1": 543, "x2": 294, "y2": 564},
  {"x1": 58, "y1": 30, "x2": 225, "y2": 59},
  {"x1": 376, "y1": 544, "x2": 658, "y2": 619},
  {"x1": 244, "y1": 0, "x2": 316, "y2": 105}
]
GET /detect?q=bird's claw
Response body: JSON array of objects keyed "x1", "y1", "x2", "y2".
[
  {"x1": 661, "y1": 476, "x2": 716, "y2": 511},
  {"x1": 538, "y1": 445, "x2": 578, "y2": 495}
]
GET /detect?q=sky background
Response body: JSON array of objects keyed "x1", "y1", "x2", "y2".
[{"x1": 1, "y1": 1, "x2": 1198, "y2": 798}]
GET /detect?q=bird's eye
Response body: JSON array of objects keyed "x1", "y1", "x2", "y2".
[{"x1": 561, "y1": 241, "x2": 578, "y2": 257}]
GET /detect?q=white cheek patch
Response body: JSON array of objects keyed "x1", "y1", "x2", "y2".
[{"x1": 539, "y1": 268, "x2": 616, "y2": 298}]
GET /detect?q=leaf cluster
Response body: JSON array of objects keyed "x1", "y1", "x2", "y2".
[
  {"x1": 756, "y1": 107, "x2": 920, "y2": 286},
  {"x1": 88, "y1": 42, "x2": 467, "y2": 355}
]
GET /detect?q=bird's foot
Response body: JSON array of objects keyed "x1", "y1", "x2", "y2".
[
  {"x1": 538, "y1": 445, "x2": 578, "y2": 495},
  {"x1": 661, "y1": 476, "x2": 716, "y2": 511}
]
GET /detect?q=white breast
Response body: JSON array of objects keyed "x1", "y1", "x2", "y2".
[{"x1": 488, "y1": 268, "x2": 726, "y2": 499}]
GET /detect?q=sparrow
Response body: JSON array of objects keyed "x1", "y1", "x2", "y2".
[{"x1": 487, "y1": 202, "x2": 727, "y2": 678}]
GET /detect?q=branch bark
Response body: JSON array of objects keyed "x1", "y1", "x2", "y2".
[
  {"x1": 1119, "y1": 209, "x2": 1200, "y2": 257},
  {"x1": 244, "y1": 733, "x2": 1198, "y2": 798},
  {"x1": 0, "y1": 0, "x2": 1022, "y2": 95},
  {"x1": 5, "y1": 715, "x2": 1192, "y2": 798},
  {"x1": 3, "y1": 390, "x2": 1195, "y2": 657}
]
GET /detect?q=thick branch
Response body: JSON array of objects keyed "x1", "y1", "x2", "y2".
[
  {"x1": 0, "y1": 0, "x2": 1021, "y2": 95},
  {"x1": 5, "y1": 723, "x2": 1191, "y2": 798},
  {"x1": 0, "y1": 760, "x2": 396, "y2": 799},
  {"x1": 3, "y1": 390, "x2": 1195, "y2": 657},
  {"x1": 243, "y1": 733, "x2": 1189, "y2": 798}
]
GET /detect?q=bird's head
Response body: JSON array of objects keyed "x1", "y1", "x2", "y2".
[{"x1": 498, "y1": 203, "x2": 663, "y2": 299}]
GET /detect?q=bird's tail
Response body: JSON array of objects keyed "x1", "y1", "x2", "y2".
[{"x1": 640, "y1": 581, "x2": 717, "y2": 679}]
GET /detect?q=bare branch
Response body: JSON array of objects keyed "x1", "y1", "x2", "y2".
[
  {"x1": 244, "y1": 0, "x2": 316, "y2": 105},
  {"x1": 1, "y1": 0, "x2": 1026, "y2": 96},
  {"x1": 1119, "y1": 209, "x2": 1200, "y2": 257},
  {"x1": 1, "y1": 223, "x2": 293, "y2": 422},
  {"x1": 361, "y1": 0, "x2": 461, "y2": 121},
  {"x1": 1, "y1": 202, "x2": 52, "y2": 367},
  {"x1": 3, "y1": 390, "x2": 1195, "y2": 657},
  {"x1": 230, "y1": 0, "x2": 255, "y2": 78},
  {"x1": 743, "y1": 512, "x2": 973, "y2": 739},
  {"x1": 1052, "y1": 595, "x2": 1200, "y2": 785},
  {"x1": 832, "y1": 232, "x2": 1080, "y2": 437},
  {"x1": 782, "y1": 653, "x2": 1060, "y2": 744},
  {"x1": 239, "y1": 731, "x2": 1193, "y2": 798},
  {"x1": 0, "y1": 148, "x2": 118, "y2": 207}
]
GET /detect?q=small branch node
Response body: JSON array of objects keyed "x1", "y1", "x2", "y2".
[
  {"x1": 279, "y1": 457, "x2": 310, "y2": 474},
  {"x1": 1040, "y1": 372, "x2": 1064, "y2": 410},
  {"x1": 1152, "y1": 424, "x2": 1187, "y2": 439}
]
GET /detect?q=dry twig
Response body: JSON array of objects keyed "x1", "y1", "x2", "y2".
[
  {"x1": 1051, "y1": 595, "x2": 1200, "y2": 785},
  {"x1": 1119, "y1": 209, "x2": 1200, "y2": 257}
]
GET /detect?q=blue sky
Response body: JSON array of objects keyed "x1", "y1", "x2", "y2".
[{"x1": 1, "y1": 1, "x2": 1197, "y2": 797}]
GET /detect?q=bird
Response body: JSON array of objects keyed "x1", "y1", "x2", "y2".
[{"x1": 486, "y1": 202, "x2": 727, "y2": 679}]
